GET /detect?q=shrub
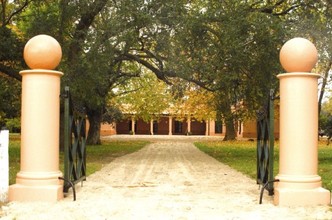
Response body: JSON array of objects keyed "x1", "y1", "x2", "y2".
[{"x1": 5, "y1": 118, "x2": 21, "y2": 133}]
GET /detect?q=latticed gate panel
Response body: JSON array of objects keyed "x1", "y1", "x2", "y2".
[
  {"x1": 63, "y1": 86, "x2": 87, "y2": 193},
  {"x1": 256, "y1": 89, "x2": 275, "y2": 196}
]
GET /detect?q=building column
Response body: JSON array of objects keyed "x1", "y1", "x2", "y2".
[
  {"x1": 210, "y1": 120, "x2": 216, "y2": 136},
  {"x1": 237, "y1": 121, "x2": 243, "y2": 138},
  {"x1": 150, "y1": 119, "x2": 154, "y2": 135},
  {"x1": 168, "y1": 116, "x2": 173, "y2": 135},
  {"x1": 113, "y1": 123, "x2": 117, "y2": 135},
  {"x1": 222, "y1": 123, "x2": 226, "y2": 135},
  {"x1": 205, "y1": 119, "x2": 210, "y2": 136},
  {"x1": 131, "y1": 117, "x2": 135, "y2": 135},
  {"x1": 187, "y1": 116, "x2": 191, "y2": 134}
]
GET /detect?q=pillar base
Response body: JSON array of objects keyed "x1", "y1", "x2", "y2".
[
  {"x1": 8, "y1": 183, "x2": 63, "y2": 202},
  {"x1": 8, "y1": 171, "x2": 64, "y2": 202},
  {"x1": 274, "y1": 187, "x2": 330, "y2": 206}
]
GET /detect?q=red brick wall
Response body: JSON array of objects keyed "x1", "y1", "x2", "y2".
[
  {"x1": 191, "y1": 120, "x2": 206, "y2": 135},
  {"x1": 117, "y1": 120, "x2": 130, "y2": 134},
  {"x1": 136, "y1": 119, "x2": 150, "y2": 134},
  {"x1": 156, "y1": 117, "x2": 169, "y2": 135},
  {"x1": 100, "y1": 123, "x2": 116, "y2": 136}
]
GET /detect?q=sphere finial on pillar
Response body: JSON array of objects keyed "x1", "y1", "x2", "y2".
[
  {"x1": 279, "y1": 37, "x2": 318, "y2": 73},
  {"x1": 23, "y1": 34, "x2": 62, "y2": 70}
]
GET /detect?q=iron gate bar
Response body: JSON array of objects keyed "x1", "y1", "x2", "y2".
[
  {"x1": 268, "y1": 89, "x2": 275, "y2": 194},
  {"x1": 63, "y1": 86, "x2": 87, "y2": 193},
  {"x1": 256, "y1": 89, "x2": 275, "y2": 196},
  {"x1": 256, "y1": 102, "x2": 268, "y2": 183}
]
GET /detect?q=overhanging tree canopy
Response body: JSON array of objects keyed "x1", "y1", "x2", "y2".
[{"x1": 1, "y1": 0, "x2": 332, "y2": 143}]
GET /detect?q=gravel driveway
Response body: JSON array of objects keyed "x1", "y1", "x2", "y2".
[{"x1": 1, "y1": 136, "x2": 331, "y2": 219}]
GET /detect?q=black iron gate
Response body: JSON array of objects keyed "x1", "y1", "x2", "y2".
[
  {"x1": 62, "y1": 86, "x2": 87, "y2": 194},
  {"x1": 257, "y1": 89, "x2": 277, "y2": 201}
]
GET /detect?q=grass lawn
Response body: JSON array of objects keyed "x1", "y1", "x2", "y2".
[
  {"x1": 195, "y1": 140, "x2": 332, "y2": 192},
  {"x1": 8, "y1": 136, "x2": 332, "y2": 192},
  {"x1": 8, "y1": 134, "x2": 149, "y2": 185}
]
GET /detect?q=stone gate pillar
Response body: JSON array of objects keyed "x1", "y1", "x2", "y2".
[
  {"x1": 274, "y1": 37, "x2": 330, "y2": 206},
  {"x1": 9, "y1": 35, "x2": 64, "y2": 202}
]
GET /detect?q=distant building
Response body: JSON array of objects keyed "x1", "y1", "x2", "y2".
[{"x1": 99, "y1": 114, "x2": 280, "y2": 139}]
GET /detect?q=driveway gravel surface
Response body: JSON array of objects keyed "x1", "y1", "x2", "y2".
[{"x1": 0, "y1": 135, "x2": 331, "y2": 219}]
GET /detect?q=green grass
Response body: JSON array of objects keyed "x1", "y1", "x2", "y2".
[
  {"x1": 318, "y1": 144, "x2": 332, "y2": 191},
  {"x1": 195, "y1": 140, "x2": 332, "y2": 191},
  {"x1": 8, "y1": 136, "x2": 20, "y2": 186},
  {"x1": 8, "y1": 136, "x2": 332, "y2": 192},
  {"x1": 8, "y1": 134, "x2": 149, "y2": 185}
]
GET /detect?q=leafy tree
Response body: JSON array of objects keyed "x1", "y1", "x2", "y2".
[
  {"x1": 113, "y1": 71, "x2": 174, "y2": 122},
  {"x1": 0, "y1": 1, "x2": 28, "y2": 128},
  {"x1": 286, "y1": 0, "x2": 332, "y2": 115},
  {"x1": 320, "y1": 98, "x2": 332, "y2": 136},
  {"x1": 17, "y1": 0, "x2": 130, "y2": 144},
  {"x1": 171, "y1": 81, "x2": 216, "y2": 122},
  {"x1": 264, "y1": 0, "x2": 332, "y2": 122},
  {"x1": 161, "y1": 0, "x2": 330, "y2": 140},
  {"x1": 16, "y1": 0, "x2": 62, "y2": 38},
  {"x1": 61, "y1": 0, "x2": 193, "y2": 144},
  {"x1": 0, "y1": 74, "x2": 21, "y2": 127},
  {"x1": 4, "y1": 0, "x2": 332, "y2": 143},
  {"x1": 81, "y1": 0, "x2": 321, "y2": 141},
  {"x1": 0, "y1": 0, "x2": 28, "y2": 80},
  {"x1": 113, "y1": 72, "x2": 216, "y2": 128},
  {"x1": 158, "y1": 0, "x2": 287, "y2": 140}
]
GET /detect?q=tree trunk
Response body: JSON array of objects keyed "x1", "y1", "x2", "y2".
[
  {"x1": 216, "y1": 96, "x2": 237, "y2": 141},
  {"x1": 318, "y1": 61, "x2": 332, "y2": 115},
  {"x1": 67, "y1": 0, "x2": 108, "y2": 63},
  {"x1": 86, "y1": 109, "x2": 103, "y2": 145},
  {"x1": 223, "y1": 118, "x2": 236, "y2": 141}
]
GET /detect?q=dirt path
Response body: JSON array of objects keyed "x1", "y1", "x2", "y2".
[{"x1": 1, "y1": 138, "x2": 331, "y2": 219}]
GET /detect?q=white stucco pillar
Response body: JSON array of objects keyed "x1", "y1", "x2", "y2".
[
  {"x1": 9, "y1": 35, "x2": 64, "y2": 202},
  {"x1": 274, "y1": 37, "x2": 330, "y2": 206}
]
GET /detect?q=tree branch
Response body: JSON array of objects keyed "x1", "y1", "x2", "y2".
[
  {"x1": 0, "y1": 64, "x2": 21, "y2": 81},
  {"x1": 142, "y1": 48, "x2": 164, "y2": 70},
  {"x1": 122, "y1": 52, "x2": 171, "y2": 83},
  {"x1": 318, "y1": 60, "x2": 332, "y2": 114},
  {"x1": 251, "y1": 0, "x2": 304, "y2": 16},
  {"x1": 273, "y1": 4, "x2": 303, "y2": 16},
  {"x1": 67, "y1": 0, "x2": 108, "y2": 62},
  {"x1": 122, "y1": 52, "x2": 216, "y2": 92},
  {"x1": 4, "y1": 0, "x2": 30, "y2": 26}
]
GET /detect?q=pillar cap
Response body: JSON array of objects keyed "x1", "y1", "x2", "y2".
[
  {"x1": 23, "y1": 34, "x2": 62, "y2": 70},
  {"x1": 279, "y1": 37, "x2": 317, "y2": 73}
]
